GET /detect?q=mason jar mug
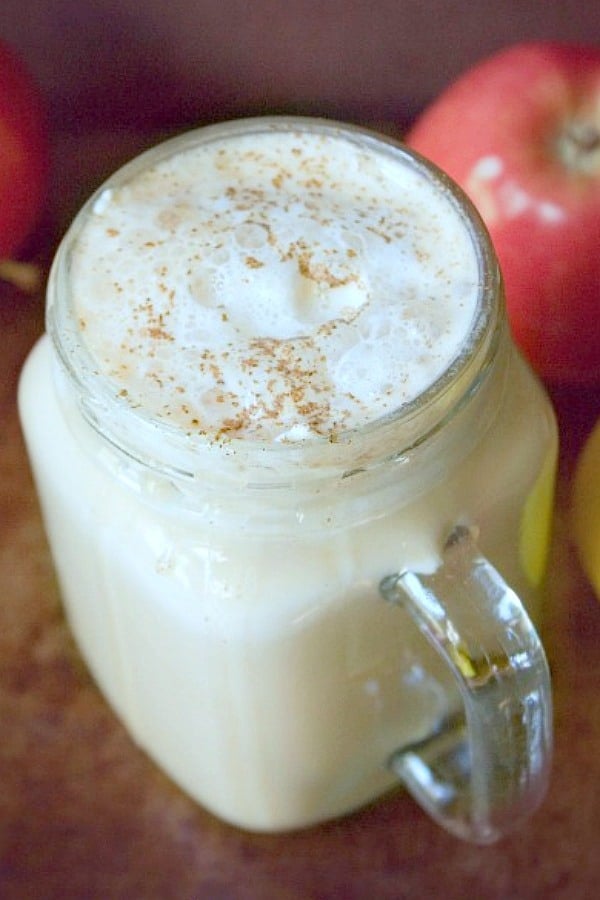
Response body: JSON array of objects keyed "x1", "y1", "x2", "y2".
[{"x1": 19, "y1": 118, "x2": 558, "y2": 844}]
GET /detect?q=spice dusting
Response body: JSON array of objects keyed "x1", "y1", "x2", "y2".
[{"x1": 71, "y1": 126, "x2": 479, "y2": 443}]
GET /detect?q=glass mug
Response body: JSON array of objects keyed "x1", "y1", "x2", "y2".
[{"x1": 19, "y1": 118, "x2": 557, "y2": 844}]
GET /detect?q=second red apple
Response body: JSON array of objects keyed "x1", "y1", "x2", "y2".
[{"x1": 406, "y1": 42, "x2": 600, "y2": 385}]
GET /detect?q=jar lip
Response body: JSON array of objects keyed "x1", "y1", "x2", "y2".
[{"x1": 46, "y1": 115, "x2": 502, "y2": 484}]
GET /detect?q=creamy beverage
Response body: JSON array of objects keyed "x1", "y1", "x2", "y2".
[{"x1": 19, "y1": 119, "x2": 557, "y2": 835}]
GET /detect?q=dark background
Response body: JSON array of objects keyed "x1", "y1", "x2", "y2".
[{"x1": 3, "y1": 0, "x2": 600, "y2": 132}]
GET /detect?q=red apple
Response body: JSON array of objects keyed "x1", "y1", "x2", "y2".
[
  {"x1": 0, "y1": 40, "x2": 49, "y2": 262},
  {"x1": 406, "y1": 42, "x2": 600, "y2": 385}
]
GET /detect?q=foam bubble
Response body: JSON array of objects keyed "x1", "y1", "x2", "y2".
[{"x1": 71, "y1": 127, "x2": 479, "y2": 441}]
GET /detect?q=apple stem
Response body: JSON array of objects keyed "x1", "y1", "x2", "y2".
[
  {"x1": 558, "y1": 121, "x2": 600, "y2": 175},
  {"x1": 0, "y1": 259, "x2": 43, "y2": 294}
]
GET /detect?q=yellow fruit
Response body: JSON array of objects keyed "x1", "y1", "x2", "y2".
[
  {"x1": 520, "y1": 444, "x2": 557, "y2": 589},
  {"x1": 572, "y1": 417, "x2": 600, "y2": 599}
]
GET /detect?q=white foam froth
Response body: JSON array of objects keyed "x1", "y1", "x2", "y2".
[{"x1": 70, "y1": 127, "x2": 479, "y2": 441}]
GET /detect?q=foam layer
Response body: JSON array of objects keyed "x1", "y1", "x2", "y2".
[{"x1": 70, "y1": 124, "x2": 480, "y2": 442}]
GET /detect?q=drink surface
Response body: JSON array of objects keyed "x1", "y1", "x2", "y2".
[{"x1": 69, "y1": 123, "x2": 480, "y2": 443}]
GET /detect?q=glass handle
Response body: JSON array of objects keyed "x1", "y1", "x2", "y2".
[{"x1": 379, "y1": 525, "x2": 552, "y2": 844}]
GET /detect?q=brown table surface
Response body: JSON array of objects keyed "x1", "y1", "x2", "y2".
[{"x1": 2, "y1": 130, "x2": 600, "y2": 900}]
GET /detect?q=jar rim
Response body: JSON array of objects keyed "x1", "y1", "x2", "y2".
[{"x1": 46, "y1": 115, "x2": 502, "y2": 486}]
